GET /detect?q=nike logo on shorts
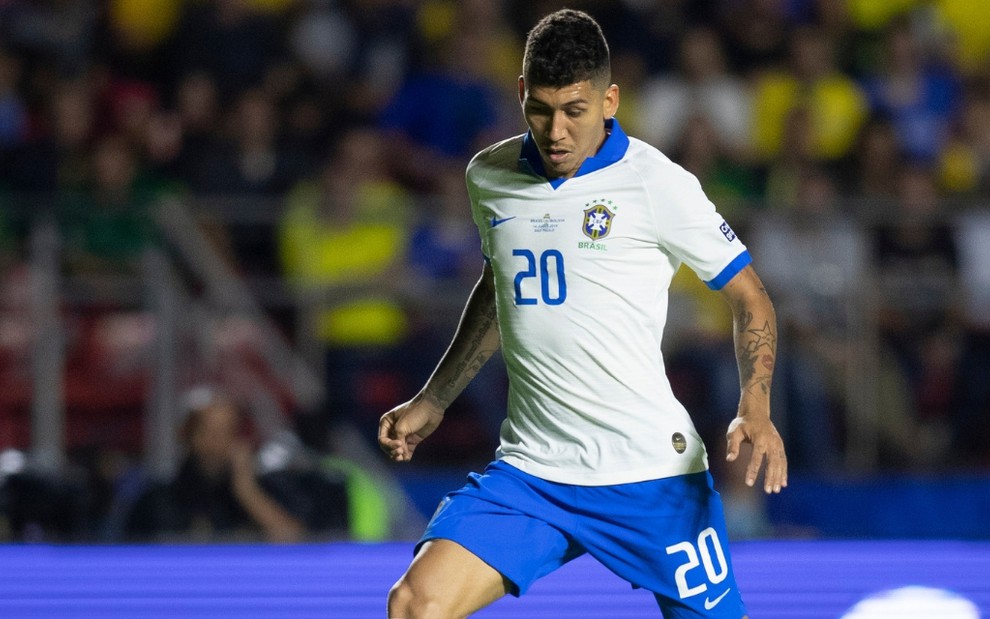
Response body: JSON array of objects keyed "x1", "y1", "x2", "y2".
[
  {"x1": 704, "y1": 588, "x2": 731, "y2": 610},
  {"x1": 490, "y1": 215, "x2": 516, "y2": 228}
]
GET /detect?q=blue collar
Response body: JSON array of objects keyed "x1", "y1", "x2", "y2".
[{"x1": 519, "y1": 118, "x2": 630, "y2": 189}]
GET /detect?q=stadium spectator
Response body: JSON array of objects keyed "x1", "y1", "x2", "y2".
[
  {"x1": 169, "y1": 0, "x2": 285, "y2": 101},
  {"x1": 377, "y1": 25, "x2": 505, "y2": 191},
  {"x1": 287, "y1": 0, "x2": 358, "y2": 84},
  {"x1": 327, "y1": 0, "x2": 420, "y2": 122},
  {"x1": 124, "y1": 387, "x2": 307, "y2": 543},
  {"x1": 846, "y1": 116, "x2": 905, "y2": 199},
  {"x1": 672, "y1": 115, "x2": 762, "y2": 216},
  {"x1": 860, "y1": 18, "x2": 961, "y2": 164},
  {"x1": 761, "y1": 105, "x2": 816, "y2": 207},
  {"x1": 871, "y1": 163, "x2": 961, "y2": 468},
  {"x1": 930, "y1": 0, "x2": 990, "y2": 77},
  {"x1": 278, "y1": 81, "x2": 333, "y2": 180},
  {"x1": 174, "y1": 70, "x2": 222, "y2": 160},
  {"x1": 185, "y1": 87, "x2": 297, "y2": 197},
  {"x1": 405, "y1": 170, "x2": 479, "y2": 293},
  {"x1": 58, "y1": 132, "x2": 162, "y2": 277},
  {"x1": 844, "y1": 0, "x2": 917, "y2": 33},
  {"x1": 595, "y1": 0, "x2": 723, "y2": 75},
  {"x1": 0, "y1": 466, "x2": 89, "y2": 542},
  {"x1": 154, "y1": 71, "x2": 227, "y2": 194},
  {"x1": 103, "y1": 0, "x2": 183, "y2": 60},
  {"x1": 750, "y1": 24, "x2": 869, "y2": 164},
  {"x1": 939, "y1": 89, "x2": 990, "y2": 195},
  {"x1": 3, "y1": 78, "x2": 96, "y2": 193},
  {"x1": 0, "y1": 0, "x2": 98, "y2": 75},
  {"x1": 440, "y1": 0, "x2": 525, "y2": 89},
  {"x1": 277, "y1": 127, "x2": 413, "y2": 445},
  {"x1": 637, "y1": 26, "x2": 753, "y2": 159},
  {"x1": 102, "y1": 78, "x2": 161, "y2": 152},
  {"x1": 140, "y1": 108, "x2": 184, "y2": 183},
  {"x1": 718, "y1": 0, "x2": 792, "y2": 76}
]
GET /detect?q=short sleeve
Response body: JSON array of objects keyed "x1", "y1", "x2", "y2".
[
  {"x1": 466, "y1": 159, "x2": 492, "y2": 261},
  {"x1": 650, "y1": 165, "x2": 750, "y2": 290}
]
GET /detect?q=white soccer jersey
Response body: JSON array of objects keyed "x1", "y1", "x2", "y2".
[{"x1": 466, "y1": 120, "x2": 750, "y2": 485}]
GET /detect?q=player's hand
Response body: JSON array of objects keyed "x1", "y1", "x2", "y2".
[
  {"x1": 726, "y1": 414, "x2": 787, "y2": 494},
  {"x1": 378, "y1": 398, "x2": 445, "y2": 463}
]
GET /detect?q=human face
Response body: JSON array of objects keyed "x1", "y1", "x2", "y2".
[
  {"x1": 190, "y1": 402, "x2": 240, "y2": 478},
  {"x1": 519, "y1": 77, "x2": 619, "y2": 180}
]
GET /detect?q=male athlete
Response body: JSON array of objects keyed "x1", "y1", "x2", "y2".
[{"x1": 379, "y1": 9, "x2": 786, "y2": 618}]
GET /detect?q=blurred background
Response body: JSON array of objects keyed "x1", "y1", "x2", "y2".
[{"x1": 0, "y1": 0, "x2": 989, "y2": 548}]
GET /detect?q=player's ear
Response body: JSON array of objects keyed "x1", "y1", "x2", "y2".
[
  {"x1": 518, "y1": 76, "x2": 526, "y2": 106},
  {"x1": 603, "y1": 84, "x2": 620, "y2": 120}
]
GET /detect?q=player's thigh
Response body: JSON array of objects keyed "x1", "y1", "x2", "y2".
[{"x1": 389, "y1": 539, "x2": 511, "y2": 618}]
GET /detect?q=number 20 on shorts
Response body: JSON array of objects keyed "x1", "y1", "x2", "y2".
[{"x1": 664, "y1": 527, "x2": 729, "y2": 599}]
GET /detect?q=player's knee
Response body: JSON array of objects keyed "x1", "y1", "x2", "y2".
[{"x1": 387, "y1": 576, "x2": 449, "y2": 619}]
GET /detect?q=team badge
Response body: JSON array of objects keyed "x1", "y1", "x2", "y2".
[{"x1": 582, "y1": 203, "x2": 615, "y2": 240}]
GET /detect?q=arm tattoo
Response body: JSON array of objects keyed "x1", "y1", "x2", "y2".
[
  {"x1": 424, "y1": 273, "x2": 500, "y2": 410},
  {"x1": 735, "y1": 308, "x2": 776, "y2": 397}
]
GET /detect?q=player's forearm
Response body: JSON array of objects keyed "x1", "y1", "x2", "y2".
[
  {"x1": 732, "y1": 301, "x2": 776, "y2": 406},
  {"x1": 723, "y1": 267, "x2": 777, "y2": 412},
  {"x1": 419, "y1": 264, "x2": 501, "y2": 412}
]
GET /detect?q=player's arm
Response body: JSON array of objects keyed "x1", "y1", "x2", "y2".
[
  {"x1": 379, "y1": 261, "x2": 500, "y2": 462},
  {"x1": 718, "y1": 264, "x2": 788, "y2": 494}
]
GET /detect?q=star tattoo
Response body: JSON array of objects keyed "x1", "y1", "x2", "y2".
[{"x1": 746, "y1": 322, "x2": 776, "y2": 353}]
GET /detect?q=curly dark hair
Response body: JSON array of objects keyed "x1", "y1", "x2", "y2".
[{"x1": 523, "y1": 9, "x2": 611, "y2": 90}]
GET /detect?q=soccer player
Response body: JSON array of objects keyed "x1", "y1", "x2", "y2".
[{"x1": 378, "y1": 9, "x2": 786, "y2": 618}]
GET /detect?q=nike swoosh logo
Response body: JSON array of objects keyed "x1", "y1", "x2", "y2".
[
  {"x1": 490, "y1": 215, "x2": 517, "y2": 228},
  {"x1": 704, "y1": 588, "x2": 731, "y2": 610}
]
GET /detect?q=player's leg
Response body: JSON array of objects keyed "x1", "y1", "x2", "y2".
[
  {"x1": 389, "y1": 462, "x2": 585, "y2": 617},
  {"x1": 575, "y1": 471, "x2": 748, "y2": 618},
  {"x1": 387, "y1": 538, "x2": 511, "y2": 618}
]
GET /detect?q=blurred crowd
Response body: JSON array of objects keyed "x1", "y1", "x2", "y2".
[{"x1": 2, "y1": 0, "x2": 990, "y2": 542}]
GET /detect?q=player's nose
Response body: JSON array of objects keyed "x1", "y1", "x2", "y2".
[{"x1": 547, "y1": 111, "x2": 568, "y2": 141}]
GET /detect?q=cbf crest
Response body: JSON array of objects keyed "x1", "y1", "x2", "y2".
[{"x1": 582, "y1": 203, "x2": 615, "y2": 240}]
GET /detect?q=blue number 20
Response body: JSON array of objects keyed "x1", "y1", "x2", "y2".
[{"x1": 512, "y1": 248, "x2": 567, "y2": 306}]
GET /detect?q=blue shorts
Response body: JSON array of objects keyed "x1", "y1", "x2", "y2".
[{"x1": 418, "y1": 461, "x2": 746, "y2": 618}]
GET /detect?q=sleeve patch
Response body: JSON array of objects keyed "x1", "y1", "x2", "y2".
[{"x1": 719, "y1": 220, "x2": 737, "y2": 242}]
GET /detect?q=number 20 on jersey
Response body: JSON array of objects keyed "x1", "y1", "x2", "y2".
[{"x1": 513, "y1": 248, "x2": 567, "y2": 306}]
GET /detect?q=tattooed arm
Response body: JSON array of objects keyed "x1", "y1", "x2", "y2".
[
  {"x1": 718, "y1": 265, "x2": 788, "y2": 494},
  {"x1": 379, "y1": 262, "x2": 500, "y2": 462}
]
